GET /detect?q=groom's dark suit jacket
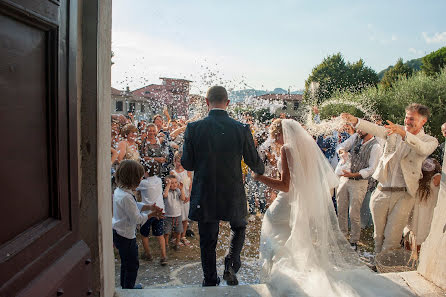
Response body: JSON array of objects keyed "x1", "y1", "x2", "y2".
[{"x1": 181, "y1": 109, "x2": 265, "y2": 222}]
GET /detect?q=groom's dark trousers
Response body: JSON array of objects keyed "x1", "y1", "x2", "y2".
[
  {"x1": 181, "y1": 109, "x2": 264, "y2": 285},
  {"x1": 198, "y1": 218, "x2": 247, "y2": 283}
]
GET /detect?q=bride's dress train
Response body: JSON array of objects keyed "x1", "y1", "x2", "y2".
[{"x1": 259, "y1": 119, "x2": 414, "y2": 297}]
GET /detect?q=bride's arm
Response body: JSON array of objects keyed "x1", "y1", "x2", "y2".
[{"x1": 254, "y1": 146, "x2": 290, "y2": 192}]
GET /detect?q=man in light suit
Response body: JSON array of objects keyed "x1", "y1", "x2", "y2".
[{"x1": 342, "y1": 103, "x2": 438, "y2": 253}]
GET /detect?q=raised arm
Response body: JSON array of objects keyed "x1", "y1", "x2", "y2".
[
  {"x1": 254, "y1": 146, "x2": 290, "y2": 193},
  {"x1": 117, "y1": 141, "x2": 127, "y2": 163},
  {"x1": 111, "y1": 148, "x2": 119, "y2": 165},
  {"x1": 163, "y1": 179, "x2": 171, "y2": 198},
  {"x1": 170, "y1": 125, "x2": 187, "y2": 139},
  {"x1": 341, "y1": 113, "x2": 387, "y2": 139}
]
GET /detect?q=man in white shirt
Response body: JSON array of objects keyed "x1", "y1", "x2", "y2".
[
  {"x1": 336, "y1": 130, "x2": 382, "y2": 250},
  {"x1": 342, "y1": 103, "x2": 438, "y2": 253}
]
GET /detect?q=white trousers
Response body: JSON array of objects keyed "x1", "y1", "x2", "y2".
[
  {"x1": 370, "y1": 189, "x2": 415, "y2": 253},
  {"x1": 336, "y1": 179, "x2": 369, "y2": 243}
]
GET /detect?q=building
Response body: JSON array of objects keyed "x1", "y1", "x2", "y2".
[
  {"x1": 131, "y1": 77, "x2": 192, "y2": 119},
  {"x1": 111, "y1": 78, "x2": 192, "y2": 121},
  {"x1": 253, "y1": 93, "x2": 303, "y2": 117},
  {"x1": 111, "y1": 87, "x2": 154, "y2": 121}
]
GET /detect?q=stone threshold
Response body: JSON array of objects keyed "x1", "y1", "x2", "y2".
[{"x1": 115, "y1": 271, "x2": 446, "y2": 297}]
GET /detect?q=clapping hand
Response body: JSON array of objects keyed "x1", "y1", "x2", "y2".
[
  {"x1": 341, "y1": 170, "x2": 354, "y2": 178},
  {"x1": 150, "y1": 203, "x2": 165, "y2": 219},
  {"x1": 384, "y1": 120, "x2": 406, "y2": 138}
]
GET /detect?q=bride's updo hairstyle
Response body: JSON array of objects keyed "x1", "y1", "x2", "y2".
[{"x1": 269, "y1": 119, "x2": 283, "y2": 139}]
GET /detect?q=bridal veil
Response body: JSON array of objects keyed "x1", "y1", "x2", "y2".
[{"x1": 262, "y1": 119, "x2": 414, "y2": 297}]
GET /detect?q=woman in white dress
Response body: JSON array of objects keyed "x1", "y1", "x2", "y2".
[
  {"x1": 254, "y1": 119, "x2": 414, "y2": 297},
  {"x1": 406, "y1": 158, "x2": 441, "y2": 251}
]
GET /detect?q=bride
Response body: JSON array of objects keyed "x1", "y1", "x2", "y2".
[{"x1": 254, "y1": 119, "x2": 413, "y2": 297}]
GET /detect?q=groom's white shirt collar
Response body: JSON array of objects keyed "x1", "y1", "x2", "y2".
[{"x1": 210, "y1": 108, "x2": 226, "y2": 111}]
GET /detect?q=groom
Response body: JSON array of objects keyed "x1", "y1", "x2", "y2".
[{"x1": 181, "y1": 86, "x2": 265, "y2": 286}]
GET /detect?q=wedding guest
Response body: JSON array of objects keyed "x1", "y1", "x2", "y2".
[
  {"x1": 335, "y1": 129, "x2": 382, "y2": 250},
  {"x1": 406, "y1": 158, "x2": 441, "y2": 251},
  {"x1": 171, "y1": 152, "x2": 192, "y2": 246},
  {"x1": 153, "y1": 115, "x2": 174, "y2": 179},
  {"x1": 435, "y1": 122, "x2": 445, "y2": 165},
  {"x1": 137, "y1": 120, "x2": 148, "y2": 148},
  {"x1": 163, "y1": 175, "x2": 186, "y2": 251},
  {"x1": 111, "y1": 114, "x2": 127, "y2": 126},
  {"x1": 117, "y1": 124, "x2": 140, "y2": 163},
  {"x1": 140, "y1": 123, "x2": 167, "y2": 174},
  {"x1": 342, "y1": 103, "x2": 438, "y2": 253},
  {"x1": 137, "y1": 161, "x2": 167, "y2": 266},
  {"x1": 112, "y1": 160, "x2": 163, "y2": 289},
  {"x1": 111, "y1": 121, "x2": 121, "y2": 166}
]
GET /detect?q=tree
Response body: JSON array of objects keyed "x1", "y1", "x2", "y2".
[
  {"x1": 380, "y1": 58, "x2": 413, "y2": 89},
  {"x1": 422, "y1": 46, "x2": 446, "y2": 76},
  {"x1": 378, "y1": 58, "x2": 421, "y2": 80},
  {"x1": 304, "y1": 53, "x2": 378, "y2": 104}
]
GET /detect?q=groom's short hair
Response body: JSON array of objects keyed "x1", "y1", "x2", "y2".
[{"x1": 206, "y1": 86, "x2": 228, "y2": 104}]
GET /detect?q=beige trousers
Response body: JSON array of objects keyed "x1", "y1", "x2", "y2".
[
  {"x1": 370, "y1": 189, "x2": 415, "y2": 253},
  {"x1": 336, "y1": 179, "x2": 369, "y2": 243}
]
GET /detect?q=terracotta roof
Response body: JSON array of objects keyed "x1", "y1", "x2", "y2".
[
  {"x1": 111, "y1": 87, "x2": 125, "y2": 96},
  {"x1": 160, "y1": 77, "x2": 193, "y2": 82},
  {"x1": 254, "y1": 94, "x2": 302, "y2": 101}
]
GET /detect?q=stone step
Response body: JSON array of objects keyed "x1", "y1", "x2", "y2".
[
  {"x1": 115, "y1": 284, "x2": 273, "y2": 297},
  {"x1": 115, "y1": 272, "x2": 446, "y2": 297}
]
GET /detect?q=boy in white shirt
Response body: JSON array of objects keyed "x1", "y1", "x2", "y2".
[
  {"x1": 137, "y1": 162, "x2": 167, "y2": 266},
  {"x1": 163, "y1": 175, "x2": 185, "y2": 251},
  {"x1": 112, "y1": 160, "x2": 163, "y2": 289}
]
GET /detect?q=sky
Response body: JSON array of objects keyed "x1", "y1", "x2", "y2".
[{"x1": 112, "y1": 0, "x2": 446, "y2": 94}]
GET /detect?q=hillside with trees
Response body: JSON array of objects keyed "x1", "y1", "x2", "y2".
[{"x1": 303, "y1": 53, "x2": 379, "y2": 104}]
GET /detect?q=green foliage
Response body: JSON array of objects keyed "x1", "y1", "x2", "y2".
[
  {"x1": 422, "y1": 46, "x2": 446, "y2": 76},
  {"x1": 304, "y1": 53, "x2": 379, "y2": 104},
  {"x1": 378, "y1": 58, "x2": 422, "y2": 80},
  {"x1": 405, "y1": 58, "x2": 422, "y2": 72},
  {"x1": 321, "y1": 70, "x2": 446, "y2": 140},
  {"x1": 380, "y1": 58, "x2": 413, "y2": 89}
]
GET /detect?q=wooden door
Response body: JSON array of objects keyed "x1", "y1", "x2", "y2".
[{"x1": 0, "y1": 0, "x2": 92, "y2": 296}]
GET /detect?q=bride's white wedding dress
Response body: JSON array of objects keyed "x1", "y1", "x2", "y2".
[{"x1": 259, "y1": 119, "x2": 414, "y2": 297}]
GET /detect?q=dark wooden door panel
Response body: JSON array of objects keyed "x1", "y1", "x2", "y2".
[
  {"x1": 0, "y1": 12, "x2": 51, "y2": 246},
  {"x1": 0, "y1": 0, "x2": 92, "y2": 295}
]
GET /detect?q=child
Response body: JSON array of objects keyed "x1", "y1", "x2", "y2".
[
  {"x1": 112, "y1": 160, "x2": 163, "y2": 289},
  {"x1": 163, "y1": 175, "x2": 185, "y2": 250},
  {"x1": 406, "y1": 158, "x2": 441, "y2": 252},
  {"x1": 334, "y1": 148, "x2": 351, "y2": 179},
  {"x1": 137, "y1": 161, "x2": 168, "y2": 266},
  {"x1": 171, "y1": 151, "x2": 192, "y2": 246}
]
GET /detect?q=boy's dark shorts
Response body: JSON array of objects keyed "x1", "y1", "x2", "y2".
[{"x1": 140, "y1": 217, "x2": 164, "y2": 237}]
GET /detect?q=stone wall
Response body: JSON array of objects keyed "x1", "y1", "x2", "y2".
[{"x1": 78, "y1": 0, "x2": 114, "y2": 296}]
